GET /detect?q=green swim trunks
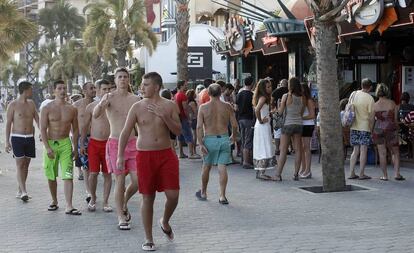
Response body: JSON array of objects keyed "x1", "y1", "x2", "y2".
[
  {"x1": 43, "y1": 137, "x2": 74, "y2": 180},
  {"x1": 203, "y1": 135, "x2": 232, "y2": 166}
]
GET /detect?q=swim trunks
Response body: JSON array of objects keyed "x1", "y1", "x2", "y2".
[
  {"x1": 88, "y1": 138, "x2": 109, "y2": 174},
  {"x1": 106, "y1": 138, "x2": 137, "y2": 175},
  {"x1": 202, "y1": 135, "x2": 232, "y2": 166},
  {"x1": 43, "y1": 137, "x2": 73, "y2": 180},
  {"x1": 76, "y1": 136, "x2": 89, "y2": 169},
  {"x1": 136, "y1": 148, "x2": 179, "y2": 195},
  {"x1": 11, "y1": 133, "x2": 36, "y2": 158}
]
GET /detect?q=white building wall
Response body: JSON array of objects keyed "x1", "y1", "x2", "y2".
[{"x1": 143, "y1": 24, "x2": 226, "y2": 88}]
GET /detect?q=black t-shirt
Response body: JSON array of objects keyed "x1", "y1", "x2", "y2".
[
  {"x1": 236, "y1": 89, "x2": 254, "y2": 120},
  {"x1": 272, "y1": 87, "x2": 289, "y2": 106}
]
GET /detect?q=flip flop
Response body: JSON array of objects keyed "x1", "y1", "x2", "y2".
[
  {"x1": 195, "y1": 190, "x2": 207, "y2": 201},
  {"x1": 118, "y1": 222, "x2": 131, "y2": 230},
  {"x1": 65, "y1": 208, "x2": 82, "y2": 215},
  {"x1": 358, "y1": 175, "x2": 372, "y2": 180},
  {"x1": 85, "y1": 195, "x2": 91, "y2": 204},
  {"x1": 348, "y1": 175, "x2": 359, "y2": 180},
  {"x1": 20, "y1": 194, "x2": 29, "y2": 202},
  {"x1": 219, "y1": 198, "x2": 229, "y2": 205},
  {"x1": 159, "y1": 219, "x2": 175, "y2": 241},
  {"x1": 88, "y1": 203, "x2": 96, "y2": 212},
  {"x1": 103, "y1": 206, "x2": 113, "y2": 212},
  {"x1": 48, "y1": 204, "x2": 59, "y2": 211},
  {"x1": 141, "y1": 242, "x2": 155, "y2": 251},
  {"x1": 395, "y1": 175, "x2": 406, "y2": 181},
  {"x1": 379, "y1": 176, "x2": 388, "y2": 181}
]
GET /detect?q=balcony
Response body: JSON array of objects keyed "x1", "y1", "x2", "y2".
[
  {"x1": 161, "y1": 18, "x2": 176, "y2": 28},
  {"x1": 263, "y1": 18, "x2": 306, "y2": 37}
]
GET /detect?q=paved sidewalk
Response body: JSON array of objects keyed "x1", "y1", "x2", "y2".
[{"x1": 0, "y1": 134, "x2": 413, "y2": 252}]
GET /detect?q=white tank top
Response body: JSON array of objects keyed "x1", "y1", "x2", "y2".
[{"x1": 302, "y1": 107, "x2": 315, "y2": 126}]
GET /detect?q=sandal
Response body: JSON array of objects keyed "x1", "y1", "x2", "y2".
[
  {"x1": 219, "y1": 197, "x2": 229, "y2": 205},
  {"x1": 348, "y1": 175, "x2": 359, "y2": 180},
  {"x1": 65, "y1": 208, "x2": 82, "y2": 215},
  {"x1": 358, "y1": 175, "x2": 372, "y2": 180},
  {"x1": 141, "y1": 242, "x2": 156, "y2": 251},
  {"x1": 395, "y1": 175, "x2": 406, "y2": 181},
  {"x1": 123, "y1": 209, "x2": 131, "y2": 222},
  {"x1": 88, "y1": 203, "x2": 96, "y2": 212},
  {"x1": 20, "y1": 194, "x2": 29, "y2": 202},
  {"x1": 159, "y1": 219, "x2": 174, "y2": 241},
  {"x1": 103, "y1": 206, "x2": 113, "y2": 212},
  {"x1": 47, "y1": 204, "x2": 59, "y2": 211},
  {"x1": 118, "y1": 222, "x2": 131, "y2": 230},
  {"x1": 379, "y1": 176, "x2": 388, "y2": 181},
  {"x1": 195, "y1": 190, "x2": 207, "y2": 201}
]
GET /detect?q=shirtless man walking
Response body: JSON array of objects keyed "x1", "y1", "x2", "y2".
[
  {"x1": 40, "y1": 80, "x2": 81, "y2": 215},
  {"x1": 117, "y1": 72, "x2": 181, "y2": 251},
  {"x1": 5, "y1": 81, "x2": 39, "y2": 201},
  {"x1": 73, "y1": 82, "x2": 96, "y2": 202},
  {"x1": 80, "y1": 79, "x2": 112, "y2": 212},
  {"x1": 195, "y1": 84, "x2": 238, "y2": 205},
  {"x1": 94, "y1": 67, "x2": 140, "y2": 229}
]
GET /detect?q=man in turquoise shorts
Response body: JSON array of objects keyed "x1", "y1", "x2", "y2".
[
  {"x1": 40, "y1": 80, "x2": 81, "y2": 215},
  {"x1": 196, "y1": 84, "x2": 238, "y2": 205}
]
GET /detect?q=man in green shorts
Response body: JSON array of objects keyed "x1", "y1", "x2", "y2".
[
  {"x1": 40, "y1": 80, "x2": 81, "y2": 215},
  {"x1": 196, "y1": 84, "x2": 238, "y2": 205}
]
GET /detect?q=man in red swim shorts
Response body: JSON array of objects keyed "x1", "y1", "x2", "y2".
[{"x1": 118, "y1": 72, "x2": 182, "y2": 251}]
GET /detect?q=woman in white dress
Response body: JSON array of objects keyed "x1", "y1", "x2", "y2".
[{"x1": 253, "y1": 79, "x2": 276, "y2": 180}]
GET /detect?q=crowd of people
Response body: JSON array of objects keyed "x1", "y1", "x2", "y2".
[{"x1": 3, "y1": 69, "x2": 413, "y2": 251}]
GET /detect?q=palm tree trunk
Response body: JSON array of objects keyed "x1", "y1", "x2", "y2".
[
  {"x1": 13, "y1": 81, "x2": 18, "y2": 97},
  {"x1": 314, "y1": 19, "x2": 346, "y2": 192},
  {"x1": 175, "y1": 0, "x2": 190, "y2": 81},
  {"x1": 117, "y1": 50, "x2": 127, "y2": 68},
  {"x1": 67, "y1": 79, "x2": 73, "y2": 95}
]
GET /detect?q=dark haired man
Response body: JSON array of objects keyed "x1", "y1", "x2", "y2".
[
  {"x1": 118, "y1": 72, "x2": 182, "y2": 251},
  {"x1": 80, "y1": 79, "x2": 113, "y2": 212},
  {"x1": 40, "y1": 80, "x2": 81, "y2": 215},
  {"x1": 196, "y1": 84, "x2": 238, "y2": 205},
  {"x1": 199, "y1": 78, "x2": 214, "y2": 105},
  {"x1": 73, "y1": 82, "x2": 96, "y2": 203},
  {"x1": 175, "y1": 80, "x2": 199, "y2": 159},
  {"x1": 5, "y1": 81, "x2": 39, "y2": 201},
  {"x1": 349, "y1": 78, "x2": 375, "y2": 180},
  {"x1": 94, "y1": 67, "x2": 140, "y2": 229}
]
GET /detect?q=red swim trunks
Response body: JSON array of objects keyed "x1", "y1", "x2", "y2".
[
  {"x1": 136, "y1": 148, "x2": 180, "y2": 195},
  {"x1": 88, "y1": 138, "x2": 109, "y2": 174},
  {"x1": 106, "y1": 137, "x2": 137, "y2": 175}
]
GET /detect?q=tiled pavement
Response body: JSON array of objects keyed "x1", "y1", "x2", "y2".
[{"x1": 0, "y1": 132, "x2": 413, "y2": 252}]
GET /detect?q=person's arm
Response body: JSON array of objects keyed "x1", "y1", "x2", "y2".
[
  {"x1": 5, "y1": 102, "x2": 14, "y2": 153},
  {"x1": 117, "y1": 104, "x2": 138, "y2": 170},
  {"x1": 277, "y1": 94, "x2": 287, "y2": 114},
  {"x1": 31, "y1": 101, "x2": 40, "y2": 129},
  {"x1": 93, "y1": 93, "x2": 110, "y2": 119},
  {"x1": 147, "y1": 102, "x2": 182, "y2": 136},
  {"x1": 228, "y1": 104, "x2": 239, "y2": 144},
  {"x1": 189, "y1": 101, "x2": 197, "y2": 119},
  {"x1": 80, "y1": 105, "x2": 92, "y2": 156},
  {"x1": 368, "y1": 99, "x2": 375, "y2": 131},
  {"x1": 302, "y1": 99, "x2": 316, "y2": 120},
  {"x1": 196, "y1": 106, "x2": 208, "y2": 154},
  {"x1": 255, "y1": 96, "x2": 268, "y2": 124},
  {"x1": 40, "y1": 106, "x2": 54, "y2": 158},
  {"x1": 71, "y1": 108, "x2": 79, "y2": 160}
]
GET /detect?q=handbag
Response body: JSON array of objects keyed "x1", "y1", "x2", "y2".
[
  {"x1": 273, "y1": 95, "x2": 286, "y2": 130},
  {"x1": 341, "y1": 91, "x2": 357, "y2": 127}
]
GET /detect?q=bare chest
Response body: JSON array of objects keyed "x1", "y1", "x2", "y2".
[
  {"x1": 14, "y1": 106, "x2": 34, "y2": 120},
  {"x1": 49, "y1": 107, "x2": 73, "y2": 123}
]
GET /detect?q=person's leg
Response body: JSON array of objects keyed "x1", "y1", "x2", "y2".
[
  {"x1": 63, "y1": 179, "x2": 75, "y2": 211},
  {"x1": 391, "y1": 146, "x2": 401, "y2": 178},
  {"x1": 275, "y1": 133, "x2": 289, "y2": 178},
  {"x1": 178, "y1": 140, "x2": 185, "y2": 157},
  {"x1": 217, "y1": 165, "x2": 228, "y2": 200},
  {"x1": 161, "y1": 190, "x2": 179, "y2": 232},
  {"x1": 89, "y1": 172, "x2": 98, "y2": 205},
  {"x1": 349, "y1": 145, "x2": 360, "y2": 177},
  {"x1": 124, "y1": 172, "x2": 138, "y2": 211},
  {"x1": 141, "y1": 194, "x2": 156, "y2": 243},
  {"x1": 77, "y1": 167, "x2": 83, "y2": 180},
  {"x1": 275, "y1": 138, "x2": 281, "y2": 155},
  {"x1": 201, "y1": 164, "x2": 212, "y2": 197},
  {"x1": 83, "y1": 169, "x2": 90, "y2": 195},
  {"x1": 293, "y1": 134, "x2": 302, "y2": 178},
  {"x1": 359, "y1": 145, "x2": 368, "y2": 176},
  {"x1": 302, "y1": 137, "x2": 312, "y2": 176},
  {"x1": 15, "y1": 158, "x2": 27, "y2": 195},
  {"x1": 188, "y1": 142, "x2": 195, "y2": 156},
  {"x1": 48, "y1": 180, "x2": 58, "y2": 205},
  {"x1": 115, "y1": 174, "x2": 127, "y2": 222},
  {"x1": 103, "y1": 173, "x2": 112, "y2": 208},
  {"x1": 377, "y1": 144, "x2": 387, "y2": 179}
]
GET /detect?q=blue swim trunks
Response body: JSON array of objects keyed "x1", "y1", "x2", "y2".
[{"x1": 203, "y1": 135, "x2": 231, "y2": 166}]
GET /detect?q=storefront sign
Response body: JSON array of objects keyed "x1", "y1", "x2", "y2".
[{"x1": 187, "y1": 47, "x2": 212, "y2": 80}]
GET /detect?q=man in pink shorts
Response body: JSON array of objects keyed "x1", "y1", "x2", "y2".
[{"x1": 93, "y1": 68, "x2": 140, "y2": 230}]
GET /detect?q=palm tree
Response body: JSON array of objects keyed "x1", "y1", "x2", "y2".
[
  {"x1": 50, "y1": 39, "x2": 91, "y2": 94},
  {"x1": 34, "y1": 42, "x2": 58, "y2": 93},
  {"x1": 175, "y1": 0, "x2": 190, "y2": 81},
  {"x1": 0, "y1": 60, "x2": 26, "y2": 97},
  {"x1": 83, "y1": 0, "x2": 157, "y2": 67},
  {"x1": 0, "y1": 0, "x2": 37, "y2": 62},
  {"x1": 306, "y1": 0, "x2": 350, "y2": 192},
  {"x1": 38, "y1": 0, "x2": 85, "y2": 46}
]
